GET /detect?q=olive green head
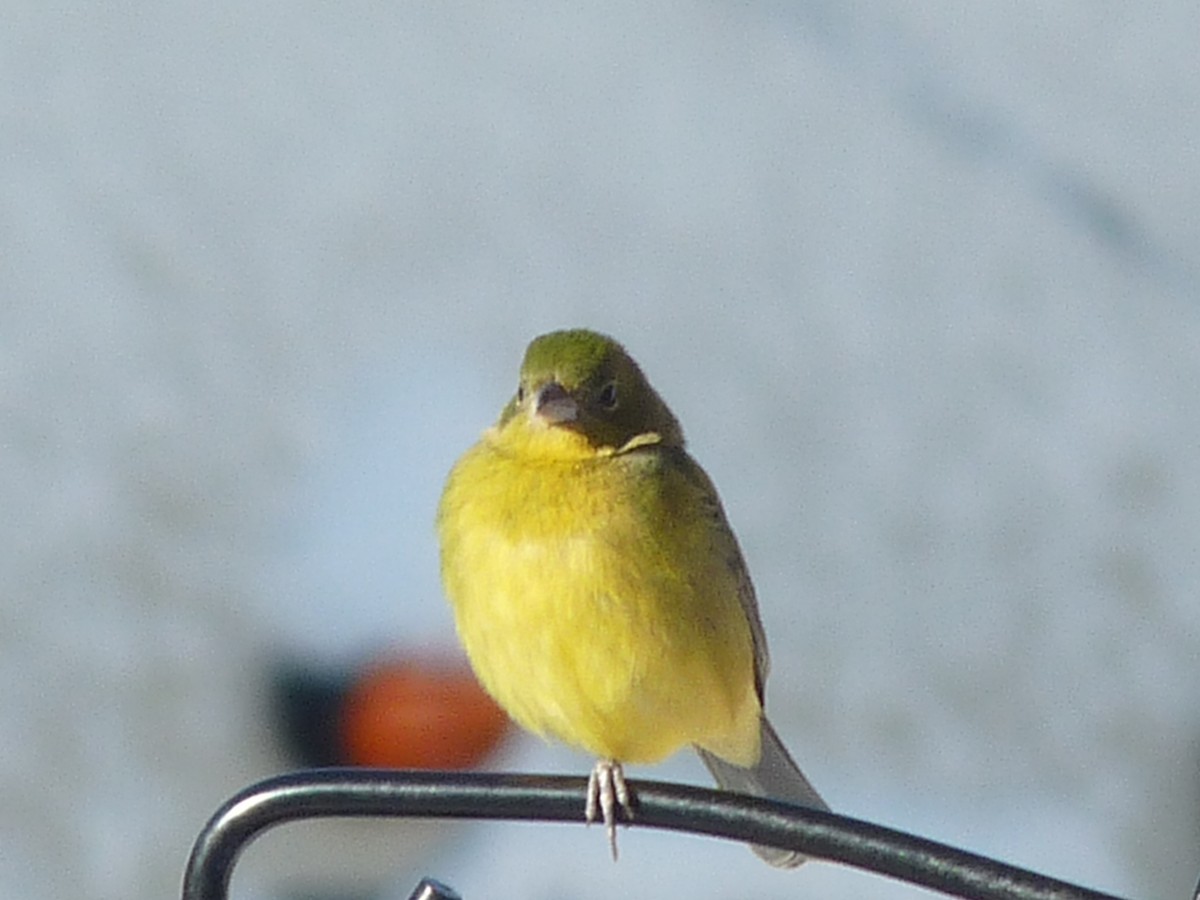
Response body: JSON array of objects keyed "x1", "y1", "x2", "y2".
[{"x1": 498, "y1": 329, "x2": 683, "y2": 452}]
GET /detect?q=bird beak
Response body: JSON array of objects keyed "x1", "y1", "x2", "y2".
[{"x1": 534, "y1": 381, "x2": 578, "y2": 424}]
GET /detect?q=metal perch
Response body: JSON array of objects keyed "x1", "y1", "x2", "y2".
[{"x1": 182, "y1": 768, "x2": 1139, "y2": 900}]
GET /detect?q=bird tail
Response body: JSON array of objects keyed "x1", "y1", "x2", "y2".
[{"x1": 696, "y1": 717, "x2": 828, "y2": 868}]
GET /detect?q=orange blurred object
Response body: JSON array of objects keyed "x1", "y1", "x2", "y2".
[{"x1": 340, "y1": 657, "x2": 512, "y2": 769}]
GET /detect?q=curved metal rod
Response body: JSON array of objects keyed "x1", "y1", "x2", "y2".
[{"x1": 182, "y1": 769, "x2": 1128, "y2": 900}]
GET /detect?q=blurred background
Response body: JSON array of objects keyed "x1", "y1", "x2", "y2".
[{"x1": 3, "y1": 2, "x2": 1199, "y2": 898}]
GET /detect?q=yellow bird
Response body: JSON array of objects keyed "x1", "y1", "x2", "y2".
[{"x1": 437, "y1": 329, "x2": 827, "y2": 865}]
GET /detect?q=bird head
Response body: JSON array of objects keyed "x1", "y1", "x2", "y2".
[{"x1": 491, "y1": 329, "x2": 683, "y2": 460}]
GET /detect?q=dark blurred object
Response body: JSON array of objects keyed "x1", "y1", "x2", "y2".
[
  {"x1": 407, "y1": 878, "x2": 461, "y2": 900},
  {"x1": 272, "y1": 651, "x2": 512, "y2": 770},
  {"x1": 273, "y1": 661, "x2": 349, "y2": 768}
]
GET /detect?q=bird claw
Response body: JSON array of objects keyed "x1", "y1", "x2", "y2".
[{"x1": 586, "y1": 759, "x2": 633, "y2": 861}]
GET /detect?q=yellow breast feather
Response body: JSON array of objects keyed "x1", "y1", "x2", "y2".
[{"x1": 439, "y1": 435, "x2": 760, "y2": 765}]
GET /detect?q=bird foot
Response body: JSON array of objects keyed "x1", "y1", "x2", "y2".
[{"x1": 585, "y1": 759, "x2": 633, "y2": 861}]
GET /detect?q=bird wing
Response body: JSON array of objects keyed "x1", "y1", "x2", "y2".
[{"x1": 662, "y1": 446, "x2": 771, "y2": 701}]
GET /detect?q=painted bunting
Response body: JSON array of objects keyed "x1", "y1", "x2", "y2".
[{"x1": 437, "y1": 329, "x2": 827, "y2": 865}]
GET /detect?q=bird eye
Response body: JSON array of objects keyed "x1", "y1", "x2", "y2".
[
  {"x1": 597, "y1": 381, "x2": 618, "y2": 410},
  {"x1": 516, "y1": 384, "x2": 525, "y2": 403}
]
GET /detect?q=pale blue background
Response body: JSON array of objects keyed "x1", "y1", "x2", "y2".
[{"x1": 3, "y1": 3, "x2": 1199, "y2": 899}]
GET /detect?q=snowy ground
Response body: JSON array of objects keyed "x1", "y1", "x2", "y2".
[{"x1": 3, "y1": 3, "x2": 1199, "y2": 899}]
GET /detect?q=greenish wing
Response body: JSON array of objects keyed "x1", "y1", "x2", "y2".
[{"x1": 660, "y1": 446, "x2": 771, "y2": 702}]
